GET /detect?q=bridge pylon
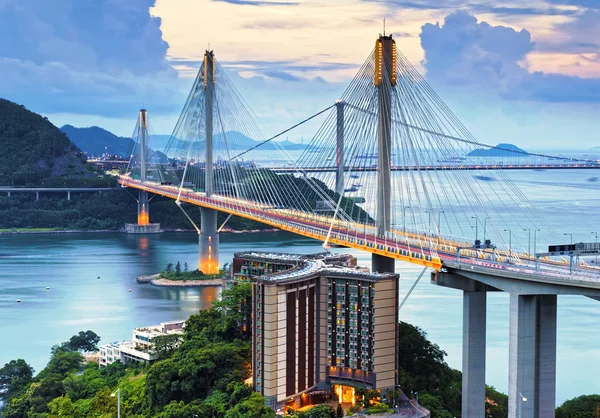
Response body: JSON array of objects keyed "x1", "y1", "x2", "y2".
[
  {"x1": 372, "y1": 34, "x2": 396, "y2": 273},
  {"x1": 125, "y1": 109, "x2": 161, "y2": 234},
  {"x1": 198, "y1": 50, "x2": 220, "y2": 274}
]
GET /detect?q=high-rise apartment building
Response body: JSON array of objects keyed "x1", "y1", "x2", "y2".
[{"x1": 231, "y1": 252, "x2": 398, "y2": 410}]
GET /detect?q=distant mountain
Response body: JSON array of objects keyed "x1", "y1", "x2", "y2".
[
  {"x1": 0, "y1": 98, "x2": 92, "y2": 186},
  {"x1": 60, "y1": 125, "x2": 133, "y2": 158},
  {"x1": 591, "y1": 146, "x2": 600, "y2": 151},
  {"x1": 468, "y1": 143, "x2": 528, "y2": 157}
]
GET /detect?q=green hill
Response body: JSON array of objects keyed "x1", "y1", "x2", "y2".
[
  {"x1": 0, "y1": 99, "x2": 94, "y2": 186},
  {"x1": 467, "y1": 143, "x2": 528, "y2": 157},
  {"x1": 60, "y1": 125, "x2": 134, "y2": 158}
]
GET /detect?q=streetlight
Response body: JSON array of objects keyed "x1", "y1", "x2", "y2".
[
  {"x1": 564, "y1": 233, "x2": 573, "y2": 245},
  {"x1": 437, "y1": 210, "x2": 445, "y2": 237},
  {"x1": 533, "y1": 229, "x2": 541, "y2": 257},
  {"x1": 524, "y1": 228, "x2": 531, "y2": 255},
  {"x1": 471, "y1": 216, "x2": 479, "y2": 242},
  {"x1": 403, "y1": 206, "x2": 411, "y2": 234},
  {"x1": 111, "y1": 388, "x2": 120, "y2": 418},
  {"x1": 518, "y1": 392, "x2": 527, "y2": 418},
  {"x1": 504, "y1": 229, "x2": 512, "y2": 256},
  {"x1": 483, "y1": 217, "x2": 490, "y2": 244}
]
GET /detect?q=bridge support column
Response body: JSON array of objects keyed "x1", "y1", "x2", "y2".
[
  {"x1": 335, "y1": 100, "x2": 345, "y2": 195},
  {"x1": 67, "y1": 190, "x2": 71, "y2": 201},
  {"x1": 198, "y1": 49, "x2": 219, "y2": 275},
  {"x1": 35, "y1": 191, "x2": 39, "y2": 201},
  {"x1": 372, "y1": 34, "x2": 396, "y2": 274},
  {"x1": 508, "y1": 294, "x2": 557, "y2": 418},
  {"x1": 199, "y1": 208, "x2": 219, "y2": 275},
  {"x1": 462, "y1": 291, "x2": 487, "y2": 418}
]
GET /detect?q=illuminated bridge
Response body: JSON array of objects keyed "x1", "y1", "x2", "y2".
[{"x1": 119, "y1": 35, "x2": 600, "y2": 418}]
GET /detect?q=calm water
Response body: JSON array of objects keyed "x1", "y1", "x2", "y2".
[{"x1": 1, "y1": 169, "x2": 600, "y2": 405}]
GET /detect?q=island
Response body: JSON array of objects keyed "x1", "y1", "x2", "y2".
[
  {"x1": 137, "y1": 262, "x2": 224, "y2": 287},
  {"x1": 467, "y1": 142, "x2": 529, "y2": 157}
]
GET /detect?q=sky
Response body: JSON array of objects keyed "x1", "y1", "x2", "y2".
[{"x1": 1, "y1": 0, "x2": 599, "y2": 149}]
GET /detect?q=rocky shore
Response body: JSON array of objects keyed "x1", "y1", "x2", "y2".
[{"x1": 137, "y1": 273, "x2": 222, "y2": 287}]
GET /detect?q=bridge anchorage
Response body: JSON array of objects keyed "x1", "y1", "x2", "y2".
[{"x1": 118, "y1": 32, "x2": 600, "y2": 418}]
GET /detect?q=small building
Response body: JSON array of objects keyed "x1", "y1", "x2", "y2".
[{"x1": 98, "y1": 320, "x2": 185, "y2": 367}]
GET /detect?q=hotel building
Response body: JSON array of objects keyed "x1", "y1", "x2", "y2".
[{"x1": 231, "y1": 252, "x2": 399, "y2": 410}]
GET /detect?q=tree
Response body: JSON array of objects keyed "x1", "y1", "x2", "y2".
[
  {"x1": 336, "y1": 403, "x2": 344, "y2": 418},
  {"x1": 175, "y1": 261, "x2": 181, "y2": 276},
  {"x1": 0, "y1": 359, "x2": 34, "y2": 402},
  {"x1": 556, "y1": 394, "x2": 600, "y2": 418},
  {"x1": 166, "y1": 262, "x2": 174, "y2": 273},
  {"x1": 67, "y1": 330, "x2": 101, "y2": 352},
  {"x1": 184, "y1": 262, "x2": 189, "y2": 272},
  {"x1": 151, "y1": 334, "x2": 182, "y2": 360}
]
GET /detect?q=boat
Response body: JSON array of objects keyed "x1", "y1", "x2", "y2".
[
  {"x1": 473, "y1": 175, "x2": 495, "y2": 182},
  {"x1": 350, "y1": 174, "x2": 359, "y2": 179},
  {"x1": 344, "y1": 186, "x2": 359, "y2": 192}
]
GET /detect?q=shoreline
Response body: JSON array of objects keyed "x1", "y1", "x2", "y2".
[
  {"x1": 137, "y1": 273, "x2": 223, "y2": 287},
  {"x1": 0, "y1": 227, "x2": 280, "y2": 235}
]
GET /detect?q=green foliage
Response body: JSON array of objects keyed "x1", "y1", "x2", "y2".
[
  {"x1": 0, "y1": 359, "x2": 34, "y2": 403},
  {"x1": 294, "y1": 404, "x2": 336, "y2": 418},
  {"x1": 556, "y1": 394, "x2": 600, "y2": 418},
  {"x1": 150, "y1": 334, "x2": 182, "y2": 360},
  {"x1": 417, "y1": 393, "x2": 455, "y2": 418}
]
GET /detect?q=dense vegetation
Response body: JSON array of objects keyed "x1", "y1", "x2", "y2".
[
  {"x1": 0, "y1": 191, "x2": 272, "y2": 231},
  {"x1": 0, "y1": 99, "x2": 98, "y2": 187},
  {"x1": 160, "y1": 262, "x2": 225, "y2": 280}
]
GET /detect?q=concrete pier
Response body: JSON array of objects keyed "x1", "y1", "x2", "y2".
[
  {"x1": 372, "y1": 34, "x2": 396, "y2": 274},
  {"x1": 462, "y1": 291, "x2": 487, "y2": 417},
  {"x1": 198, "y1": 50, "x2": 220, "y2": 274},
  {"x1": 508, "y1": 294, "x2": 557, "y2": 418}
]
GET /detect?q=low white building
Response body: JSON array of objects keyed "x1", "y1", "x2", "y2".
[{"x1": 98, "y1": 320, "x2": 185, "y2": 367}]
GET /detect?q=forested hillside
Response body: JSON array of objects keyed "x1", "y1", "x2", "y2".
[{"x1": 0, "y1": 99, "x2": 95, "y2": 186}]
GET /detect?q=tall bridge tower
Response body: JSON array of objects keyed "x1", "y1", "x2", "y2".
[
  {"x1": 372, "y1": 34, "x2": 396, "y2": 273},
  {"x1": 124, "y1": 109, "x2": 161, "y2": 234},
  {"x1": 198, "y1": 50, "x2": 220, "y2": 274}
]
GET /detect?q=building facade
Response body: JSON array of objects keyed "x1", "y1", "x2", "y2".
[
  {"x1": 238, "y1": 252, "x2": 398, "y2": 410},
  {"x1": 98, "y1": 320, "x2": 185, "y2": 367}
]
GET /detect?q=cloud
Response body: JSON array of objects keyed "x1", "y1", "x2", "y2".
[
  {"x1": 420, "y1": 11, "x2": 600, "y2": 102},
  {"x1": 212, "y1": 0, "x2": 298, "y2": 6},
  {"x1": 0, "y1": 0, "x2": 181, "y2": 117}
]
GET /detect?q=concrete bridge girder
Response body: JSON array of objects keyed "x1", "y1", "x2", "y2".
[{"x1": 432, "y1": 270, "x2": 600, "y2": 418}]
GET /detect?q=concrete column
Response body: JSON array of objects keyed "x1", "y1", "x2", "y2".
[
  {"x1": 462, "y1": 291, "x2": 487, "y2": 418},
  {"x1": 137, "y1": 109, "x2": 150, "y2": 226},
  {"x1": 199, "y1": 50, "x2": 220, "y2": 274},
  {"x1": 372, "y1": 34, "x2": 396, "y2": 274},
  {"x1": 335, "y1": 100, "x2": 345, "y2": 195},
  {"x1": 35, "y1": 191, "x2": 39, "y2": 201},
  {"x1": 67, "y1": 190, "x2": 71, "y2": 201},
  {"x1": 508, "y1": 294, "x2": 557, "y2": 418}
]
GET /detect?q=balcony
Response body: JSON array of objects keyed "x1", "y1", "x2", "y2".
[{"x1": 327, "y1": 366, "x2": 376, "y2": 387}]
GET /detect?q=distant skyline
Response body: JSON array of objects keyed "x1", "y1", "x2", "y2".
[{"x1": 1, "y1": 0, "x2": 599, "y2": 149}]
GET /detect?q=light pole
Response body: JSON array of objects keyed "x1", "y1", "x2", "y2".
[
  {"x1": 111, "y1": 388, "x2": 120, "y2": 418},
  {"x1": 437, "y1": 210, "x2": 445, "y2": 237},
  {"x1": 524, "y1": 228, "x2": 531, "y2": 255},
  {"x1": 518, "y1": 392, "x2": 527, "y2": 418},
  {"x1": 483, "y1": 216, "x2": 490, "y2": 244},
  {"x1": 592, "y1": 232, "x2": 598, "y2": 271},
  {"x1": 533, "y1": 229, "x2": 541, "y2": 257},
  {"x1": 504, "y1": 229, "x2": 512, "y2": 256},
  {"x1": 564, "y1": 233, "x2": 573, "y2": 245},
  {"x1": 403, "y1": 206, "x2": 410, "y2": 234},
  {"x1": 471, "y1": 216, "x2": 479, "y2": 243}
]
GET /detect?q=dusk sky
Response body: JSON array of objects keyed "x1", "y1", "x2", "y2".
[{"x1": 2, "y1": 0, "x2": 600, "y2": 149}]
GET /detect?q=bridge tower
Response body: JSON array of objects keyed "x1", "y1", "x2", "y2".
[
  {"x1": 198, "y1": 50, "x2": 220, "y2": 274},
  {"x1": 372, "y1": 34, "x2": 396, "y2": 273},
  {"x1": 335, "y1": 100, "x2": 345, "y2": 195},
  {"x1": 124, "y1": 109, "x2": 161, "y2": 234}
]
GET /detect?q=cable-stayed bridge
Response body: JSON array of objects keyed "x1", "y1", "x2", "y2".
[{"x1": 119, "y1": 36, "x2": 600, "y2": 418}]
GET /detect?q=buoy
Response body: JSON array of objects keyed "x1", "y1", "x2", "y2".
[
  {"x1": 46, "y1": 287, "x2": 50, "y2": 291},
  {"x1": 128, "y1": 289, "x2": 132, "y2": 293},
  {"x1": 97, "y1": 276, "x2": 100, "y2": 279},
  {"x1": 16, "y1": 299, "x2": 21, "y2": 303}
]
